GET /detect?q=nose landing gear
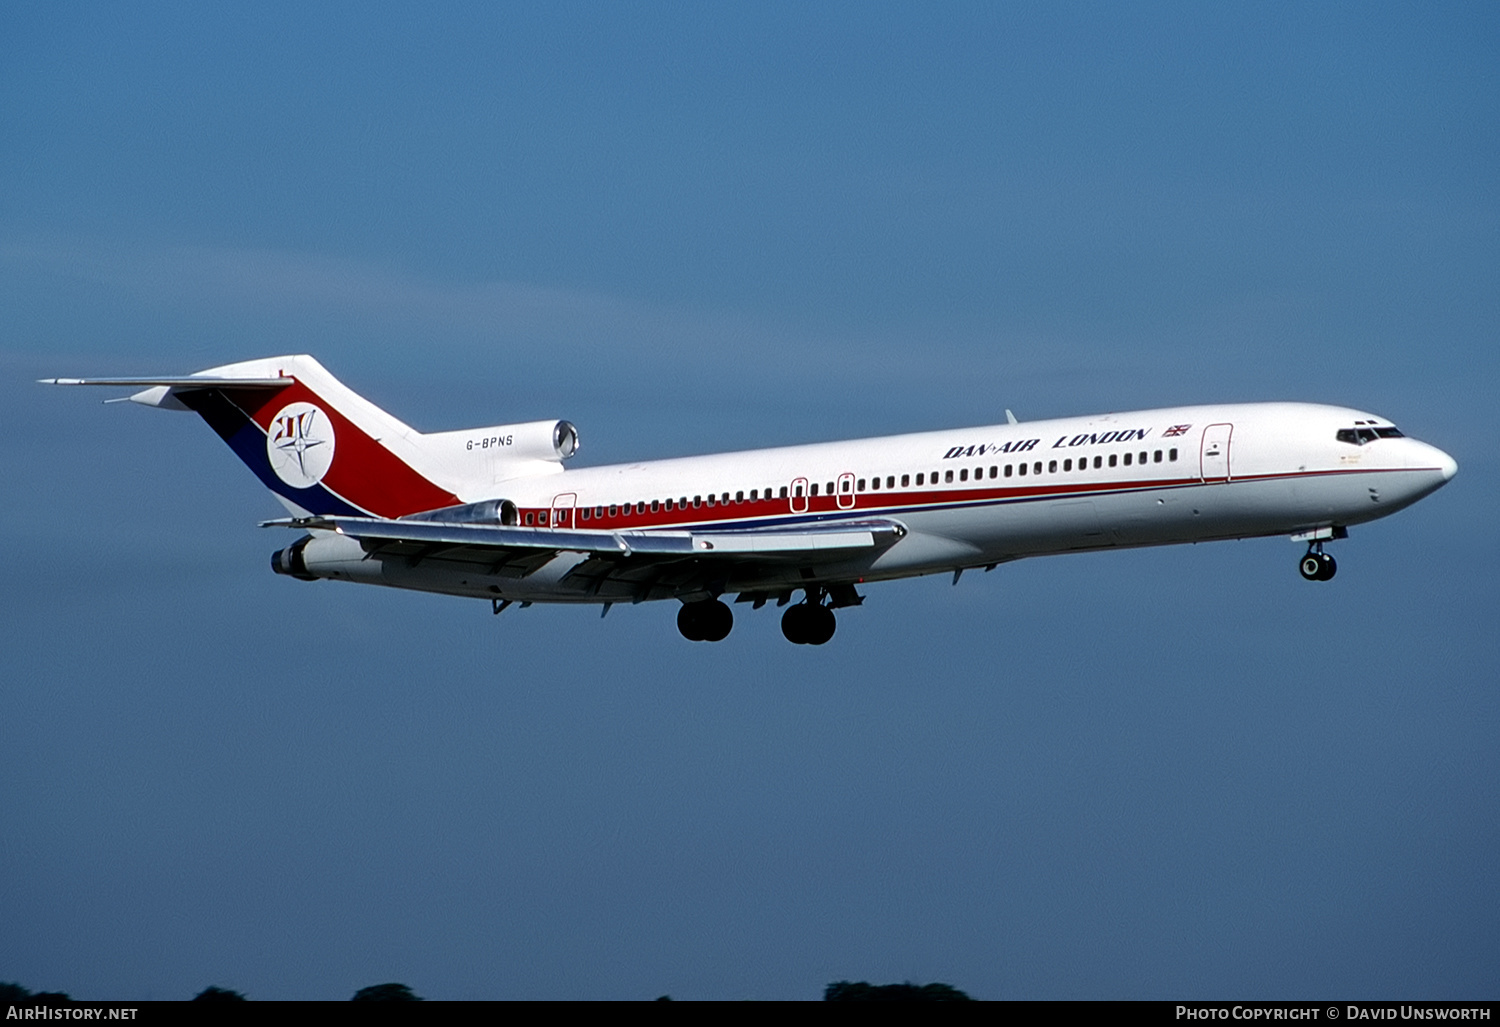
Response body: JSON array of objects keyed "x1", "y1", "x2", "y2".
[{"x1": 1299, "y1": 543, "x2": 1337, "y2": 582}]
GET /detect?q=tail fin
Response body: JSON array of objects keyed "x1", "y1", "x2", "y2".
[{"x1": 46, "y1": 355, "x2": 461, "y2": 518}]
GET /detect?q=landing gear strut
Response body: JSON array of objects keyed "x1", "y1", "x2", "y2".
[
  {"x1": 781, "y1": 591, "x2": 836, "y2": 645},
  {"x1": 1299, "y1": 543, "x2": 1337, "y2": 582},
  {"x1": 677, "y1": 598, "x2": 733, "y2": 642}
]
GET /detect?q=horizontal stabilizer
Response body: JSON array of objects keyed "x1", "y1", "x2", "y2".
[{"x1": 40, "y1": 376, "x2": 293, "y2": 388}]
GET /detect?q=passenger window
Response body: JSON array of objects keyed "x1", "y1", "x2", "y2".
[
  {"x1": 945, "y1": 470, "x2": 954, "y2": 483},
  {"x1": 870, "y1": 478, "x2": 879, "y2": 490},
  {"x1": 1094, "y1": 456, "x2": 1102, "y2": 469},
  {"x1": 1139, "y1": 452, "x2": 1147, "y2": 464},
  {"x1": 609, "y1": 505, "x2": 618, "y2": 516},
  {"x1": 887, "y1": 476, "x2": 895, "y2": 488},
  {"x1": 1048, "y1": 460, "x2": 1057, "y2": 473},
  {"x1": 705, "y1": 495, "x2": 714, "y2": 506},
  {"x1": 810, "y1": 484, "x2": 818, "y2": 496},
  {"x1": 1064, "y1": 459, "x2": 1072, "y2": 471},
  {"x1": 651, "y1": 500, "x2": 660, "y2": 512},
  {"x1": 693, "y1": 496, "x2": 702, "y2": 507},
  {"x1": 1169, "y1": 449, "x2": 1177, "y2": 461},
  {"x1": 900, "y1": 474, "x2": 909, "y2": 487},
  {"x1": 826, "y1": 483, "x2": 834, "y2": 495},
  {"x1": 959, "y1": 468, "x2": 968, "y2": 482},
  {"x1": 989, "y1": 466, "x2": 997, "y2": 478},
  {"x1": 595, "y1": 506, "x2": 604, "y2": 517},
  {"x1": 915, "y1": 473, "x2": 924, "y2": 486},
  {"x1": 735, "y1": 491, "x2": 743, "y2": 503},
  {"x1": 1033, "y1": 462, "x2": 1042, "y2": 475},
  {"x1": 749, "y1": 489, "x2": 758, "y2": 501},
  {"x1": 857, "y1": 479, "x2": 866, "y2": 491},
  {"x1": 1154, "y1": 450, "x2": 1162, "y2": 463},
  {"x1": 1108, "y1": 454, "x2": 1117, "y2": 467},
  {"x1": 638, "y1": 502, "x2": 647, "y2": 514},
  {"x1": 525, "y1": 512, "x2": 535, "y2": 525},
  {"x1": 581, "y1": 508, "x2": 591, "y2": 521},
  {"x1": 1124, "y1": 453, "x2": 1132, "y2": 466},
  {"x1": 781, "y1": 486, "x2": 790, "y2": 499},
  {"x1": 1004, "y1": 464, "x2": 1012, "y2": 477},
  {"x1": 1018, "y1": 463, "x2": 1027, "y2": 476}
]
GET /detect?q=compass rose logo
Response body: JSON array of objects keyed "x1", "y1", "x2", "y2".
[{"x1": 266, "y1": 402, "x2": 336, "y2": 488}]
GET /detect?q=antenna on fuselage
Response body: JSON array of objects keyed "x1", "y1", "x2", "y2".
[{"x1": 1005, "y1": 409, "x2": 1018, "y2": 425}]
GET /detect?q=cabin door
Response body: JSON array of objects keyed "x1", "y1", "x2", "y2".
[
  {"x1": 836, "y1": 472, "x2": 856, "y2": 510},
  {"x1": 790, "y1": 477, "x2": 809, "y2": 514},
  {"x1": 1200, "y1": 424, "x2": 1233, "y2": 483}
]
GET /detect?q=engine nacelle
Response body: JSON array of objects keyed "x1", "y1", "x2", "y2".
[
  {"x1": 271, "y1": 532, "x2": 380, "y2": 584},
  {"x1": 271, "y1": 535, "x2": 319, "y2": 580},
  {"x1": 402, "y1": 498, "x2": 519, "y2": 526},
  {"x1": 454, "y1": 419, "x2": 578, "y2": 463}
]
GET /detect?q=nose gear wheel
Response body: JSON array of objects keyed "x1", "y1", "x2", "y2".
[{"x1": 1299, "y1": 543, "x2": 1337, "y2": 582}]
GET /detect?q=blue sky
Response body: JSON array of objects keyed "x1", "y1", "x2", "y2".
[{"x1": 2, "y1": 2, "x2": 1496, "y2": 1000}]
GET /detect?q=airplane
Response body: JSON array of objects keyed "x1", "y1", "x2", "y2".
[{"x1": 45, "y1": 354, "x2": 1457, "y2": 645}]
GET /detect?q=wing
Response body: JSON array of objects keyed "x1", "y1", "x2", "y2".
[{"x1": 264, "y1": 514, "x2": 907, "y2": 602}]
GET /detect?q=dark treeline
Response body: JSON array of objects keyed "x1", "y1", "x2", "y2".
[
  {"x1": 4, "y1": 978, "x2": 970, "y2": 1001},
  {"x1": 1, "y1": 981, "x2": 423, "y2": 1003}
]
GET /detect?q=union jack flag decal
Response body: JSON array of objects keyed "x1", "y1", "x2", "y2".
[{"x1": 1162, "y1": 424, "x2": 1192, "y2": 437}]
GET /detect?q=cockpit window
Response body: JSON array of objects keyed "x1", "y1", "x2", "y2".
[{"x1": 1336, "y1": 426, "x2": 1404, "y2": 445}]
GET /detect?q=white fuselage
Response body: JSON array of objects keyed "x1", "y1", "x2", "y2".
[{"x1": 338, "y1": 401, "x2": 1455, "y2": 604}]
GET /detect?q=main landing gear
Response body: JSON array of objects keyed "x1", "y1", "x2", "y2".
[
  {"x1": 781, "y1": 598, "x2": 836, "y2": 646},
  {"x1": 677, "y1": 598, "x2": 733, "y2": 642},
  {"x1": 677, "y1": 586, "x2": 853, "y2": 644},
  {"x1": 1299, "y1": 543, "x2": 1337, "y2": 582}
]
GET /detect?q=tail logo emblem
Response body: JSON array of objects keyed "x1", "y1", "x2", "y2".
[{"x1": 267, "y1": 403, "x2": 336, "y2": 488}]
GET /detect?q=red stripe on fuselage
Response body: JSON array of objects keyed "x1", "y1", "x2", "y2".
[{"x1": 526, "y1": 465, "x2": 1424, "y2": 532}]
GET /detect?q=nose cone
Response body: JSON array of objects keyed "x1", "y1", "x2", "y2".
[
  {"x1": 1438, "y1": 448, "x2": 1458, "y2": 482},
  {"x1": 1408, "y1": 439, "x2": 1457, "y2": 489}
]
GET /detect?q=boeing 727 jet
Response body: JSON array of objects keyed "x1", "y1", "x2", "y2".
[{"x1": 46, "y1": 355, "x2": 1457, "y2": 644}]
